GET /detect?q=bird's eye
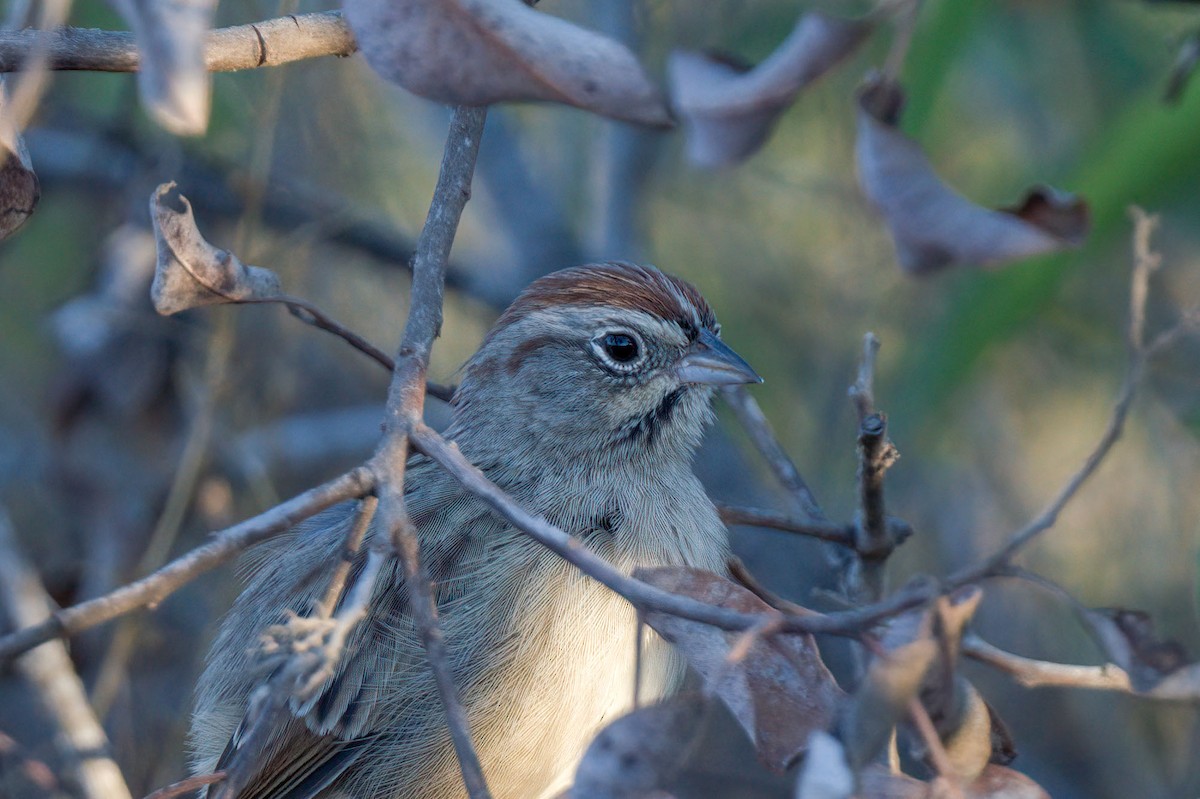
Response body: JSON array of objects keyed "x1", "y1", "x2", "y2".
[{"x1": 602, "y1": 333, "x2": 640, "y2": 363}]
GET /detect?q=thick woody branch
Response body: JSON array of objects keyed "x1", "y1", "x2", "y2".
[
  {"x1": 370, "y1": 105, "x2": 492, "y2": 799},
  {"x1": 0, "y1": 466, "x2": 373, "y2": 662},
  {"x1": 0, "y1": 12, "x2": 356, "y2": 74},
  {"x1": 0, "y1": 509, "x2": 132, "y2": 799}
]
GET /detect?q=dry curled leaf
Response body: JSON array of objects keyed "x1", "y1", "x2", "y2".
[
  {"x1": 1080, "y1": 606, "x2": 1200, "y2": 699},
  {"x1": 109, "y1": 0, "x2": 215, "y2": 135},
  {"x1": 0, "y1": 83, "x2": 38, "y2": 239},
  {"x1": 855, "y1": 74, "x2": 1089, "y2": 274},
  {"x1": 879, "y1": 587, "x2": 1010, "y2": 781},
  {"x1": 568, "y1": 695, "x2": 703, "y2": 799},
  {"x1": 669, "y1": 11, "x2": 871, "y2": 168},
  {"x1": 343, "y1": 0, "x2": 672, "y2": 128},
  {"x1": 635, "y1": 566, "x2": 842, "y2": 772},
  {"x1": 150, "y1": 182, "x2": 281, "y2": 315}
]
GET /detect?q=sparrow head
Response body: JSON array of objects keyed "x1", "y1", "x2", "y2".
[{"x1": 453, "y1": 262, "x2": 760, "y2": 463}]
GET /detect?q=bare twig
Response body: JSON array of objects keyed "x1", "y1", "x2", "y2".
[
  {"x1": 716, "y1": 503, "x2": 855, "y2": 546},
  {"x1": 1128, "y1": 207, "x2": 1161, "y2": 353},
  {"x1": 881, "y1": 0, "x2": 921, "y2": 82},
  {"x1": 0, "y1": 729, "x2": 60, "y2": 791},
  {"x1": 0, "y1": 11, "x2": 355, "y2": 73},
  {"x1": 314, "y1": 495, "x2": 378, "y2": 618},
  {"x1": 0, "y1": 508, "x2": 133, "y2": 799},
  {"x1": 907, "y1": 698, "x2": 965, "y2": 799},
  {"x1": 242, "y1": 295, "x2": 456, "y2": 402},
  {"x1": 142, "y1": 771, "x2": 226, "y2": 799},
  {"x1": 411, "y1": 421, "x2": 932, "y2": 636},
  {"x1": 948, "y1": 209, "x2": 1198, "y2": 587},
  {"x1": 727, "y1": 557, "x2": 815, "y2": 618},
  {"x1": 855, "y1": 412, "x2": 897, "y2": 561},
  {"x1": 0, "y1": 466, "x2": 372, "y2": 661},
  {"x1": 962, "y1": 634, "x2": 1134, "y2": 693},
  {"x1": 849, "y1": 331, "x2": 881, "y2": 422},
  {"x1": 3, "y1": 0, "x2": 70, "y2": 134},
  {"x1": 369, "y1": 105, "x2": 493, "y2": 799},
  {"x1": 721, "y1": 385, "x2": 827, "y2": 523},
  {"x1": 844, "y1": 332, "x2": 902, "y2": 604}
]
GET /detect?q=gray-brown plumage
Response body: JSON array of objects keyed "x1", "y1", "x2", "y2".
[{"x1": 189, "y1": 262, "x2": 761, "y2": 799}]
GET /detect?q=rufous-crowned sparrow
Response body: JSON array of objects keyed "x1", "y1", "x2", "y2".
[{"x1": 190, "y1": 262, "x2": 761, "y2": 799}]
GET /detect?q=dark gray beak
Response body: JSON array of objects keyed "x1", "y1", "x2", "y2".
[{"x1": 675, "y1": 329, "x2": 762, "y2": 386}]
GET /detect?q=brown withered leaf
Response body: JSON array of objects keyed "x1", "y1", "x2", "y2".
[
  {"x1": 343, "y1": 0, "x2": 672, "y2": 128},
  {"x1": 669, "y1": 11, "x2": 870, "y2": 168},
  {"x1": 150, "y1": 182, "x2": 281, "y2": 315},
  {"x1": 568, "y1": 695, "x2": 704, "y2": 799},
  {"x1": 855, "y1": 75, "x2": 1089, "y2": 274},
  {"x1": 879, "y1": 588, "x2": 1008, "y2": 782},
  {"x1": 0, "y1": 83, "x2": 38, "y2": 239},
  {"x1": 109, "y1": 0, "x2": 215, "y2": 135},
  {"x1": 1079, "y1": 606, "x2": 1200, "y2": 698},
  {"x1": 841, "y1": 617, "x2": 937, "y2": 771},
  {"x1": 634, "y1": 566, "x2": 842, "y2": 772}
]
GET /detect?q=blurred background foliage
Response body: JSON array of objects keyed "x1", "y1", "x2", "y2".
[{"x1": 2, "y1": 0, "x2": 1200, "y2": 797}]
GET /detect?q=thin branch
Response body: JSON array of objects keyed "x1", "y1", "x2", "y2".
[
  {"x1": 0, "y1": 508, "x2": 133, "y2": 799},
  {"x1": 962, "y1": 634, "x2": 1133, "y2": 693},
  {"x1": 852, "y1": 401, "x2": 900, "y2": 604},
  {"x1": 0, "y1": 11, "x2": 356, "y2": 73},
  {"x1": 0, "y1": 466, "x2": 373, "y2": 662},
  {"x1": 848, "y1": 331, "x2": 881, "y2": 422},
  {"x1": 29, "y1": 126, "x2": 493, "y2": 307},
  {"x1": 370, "y1": 105, "x2": 493, "y2": 799},
  {"x1": 314, "y1": 495, "x2": 378, "y2": 618},
  {"x1": 727, "y1": 557, "x2": 816, "y2": 618},
  {"x1": 845, "y1": 332, "x2": 902, "y2": 604},
  {"x1": 880, "y1": 0, "x2": 921, "y2": 82},
  {"x1": 1128, "y1": 207, "x2": 1161, "y2": 353},
  {"x1": 242, "y1": 295, "x2": 456, "y2": 402},
  {"x1": 948, "y1": 208, "x2": 1197, "y2": 587},
  {"x1": 716, "y1": 502, "x2": 855, "y2": 546},
  {"x1": 907, "y1": 698, "x2": 965, "y2": 799},
  {"x1": 721, "y1": 385, "x2": 827, "y2": 523},
  {"x1": 410, "y1": 420, "x2": 933, "y2": 637}
]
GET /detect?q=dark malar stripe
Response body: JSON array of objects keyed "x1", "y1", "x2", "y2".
[{"x1": 622, "y1": 387, "x2": 687, "y2": 446}]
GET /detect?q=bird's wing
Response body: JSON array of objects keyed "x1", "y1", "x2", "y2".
[
  {"x1": 199, "y1": 459, "x2": 499, "y2": 799},
  {"x1": 210, "y1": 709, "x2": 372, "y2": 799}
]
